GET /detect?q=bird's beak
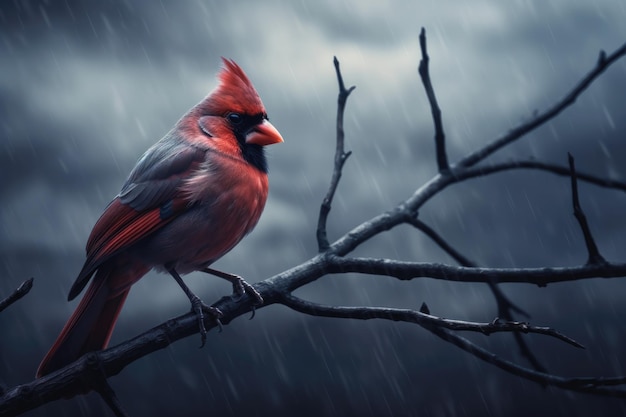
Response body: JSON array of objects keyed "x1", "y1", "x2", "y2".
[{"x1": 246, "y1": 120, "x2": 284, "y2": 146}]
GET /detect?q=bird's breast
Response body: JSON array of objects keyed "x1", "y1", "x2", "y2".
[{"x1": 139, "y1": 153, "x2": 269, "y2": 273}]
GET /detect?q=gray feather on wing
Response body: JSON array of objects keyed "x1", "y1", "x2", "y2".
[{"x1": 118, "y1": 142, "x2": 205, "y2": 211}]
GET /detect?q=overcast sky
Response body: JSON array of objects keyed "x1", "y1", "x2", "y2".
[{"x1": 2, "y1": 1, "x2": 626, "y2": 416}]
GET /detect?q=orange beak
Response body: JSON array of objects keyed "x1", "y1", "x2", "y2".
[{"x1": 245, "y1": 120, "x2": 284, "y2": 146}]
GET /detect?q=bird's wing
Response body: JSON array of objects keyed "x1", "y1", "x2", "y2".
[{"x1": 68, "y1": 143, "x2": 207, "y2": 300}]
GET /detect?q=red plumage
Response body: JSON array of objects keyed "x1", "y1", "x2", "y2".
[{"x1": 37, "y1": 59, "x2": 283, "y2": 377}]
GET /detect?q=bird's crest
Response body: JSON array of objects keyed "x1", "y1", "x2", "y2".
[
  {"x1": 202, "y1": 58, "x2": 264, "y2": 115},
  {"x1": 219, "y1": 58, "x2": 254, "y2": 90}
]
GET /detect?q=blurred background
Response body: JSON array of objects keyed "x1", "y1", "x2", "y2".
[{"x1": 2, "y1": 1, "x2": 626, "y2": 416}]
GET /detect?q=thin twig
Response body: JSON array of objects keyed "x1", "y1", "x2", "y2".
[
  {"x1": 418, "y1": 27, "x2": 448, "y2": 172},
  {"x1": 406, "y1": 218, "x2": 532, "y2": 321},
  {"x1": 408, "y1": 217, "x2": 546, "y2": 369},
  {"x1": 568, "y1": 153, "x2": 607, "y2": 265},
  {"x1": 458, "y1": 159, "x2": 626, "y2": 192},
  {"x1": 0, "y1": 278, "x2": 33, "y2": 313},
  {"x1": 408, "y1": 210, "x2": 544, "y2": 369},
  {"x1": 280, "y1": 294, "x2": 583, "y2": 348},
  {"x1": 330, "y1": 156, "x2": 626, "y2": 259},
  {"x1": 459, "y1": 42, "x2": 626, "y2": 168},
  {"x1": 426, "y1": 325, "x2": 626, "y2": 397},
  {"x1": 487, "y1": 279, "x2": 548, "y2": 373},
  {"x1": 316, "y1": 56, "x2": 356, "y2": 252},
  {"x1": 327, "y1": 255, "x2": 626, "y2": 285}
]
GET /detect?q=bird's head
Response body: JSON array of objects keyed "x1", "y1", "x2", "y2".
[{"x1": 187, "y1": 59, "x2": 283, "y2": 172}]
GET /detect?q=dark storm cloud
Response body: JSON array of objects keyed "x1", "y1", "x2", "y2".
[{"x1": 2, "y1": 1, "x2": 626, "y2": 416}]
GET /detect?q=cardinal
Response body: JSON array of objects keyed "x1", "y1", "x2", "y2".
[{"x1": 36, "y1": 59, "x2": 283, "y2": 377}]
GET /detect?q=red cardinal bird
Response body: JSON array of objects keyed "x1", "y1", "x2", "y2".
[{"x1": 36, "y1": 59, "x2": 283, "y2": 377}]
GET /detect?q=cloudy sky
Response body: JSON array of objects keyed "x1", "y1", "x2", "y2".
[{"x1": 2, "y1": 1, "x2": 626, "y2": 416}]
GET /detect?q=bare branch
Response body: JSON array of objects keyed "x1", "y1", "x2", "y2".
[
  {"x1": 568, "y1": 375, "x2": 626, "y2": 387},
  {"x1": 418, "y1": 27, "x2": 448, "y2": 172},
  {"x1": 458, "y1": 159, "x2": 626, "y2": 192},
  {"x1": 316, "y1": 56, "x2": 356, "y2": 252},
  {"x1": 488, "y1": 279, "x2": 549, "y2": 373},
  {"x1": 327, "y1": 255, "x2": 626, "y2": 285},
  {"x1": 459, "y1": 41, "x2": 626, "y2": 168},
  {"x1": 0, "y1": 263, "x2": 321, "y2": 415},
  {"x1": 406, "y1": 216, "x2": 541, "y2": 369},
  {"x1": 426, "y1": 325, "x2": 626, "y2": 397},
  {"x1": 0, "y1": 287, "x2": 262, "y2": 415},
  {"x1": 568, "y1": 153, "x2": 607, "y2": 265},
  {"x1": 332, "y1": 156, "x2": 626, "y2": 259},
  {"x1": 406, "y1": 216, "x2": 530, "y2": 315},
  {"x1": 280, "y1": 294, "x2": 583, "y2": 348},
  {"x1": 0, "y1": 278, "x2": 33, "y2": 313}
]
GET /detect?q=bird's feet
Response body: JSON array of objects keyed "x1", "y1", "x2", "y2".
[
  {"x1": 189, "y1": 294, "x2": 223, "y2": 347},
  {"x1": 228, "y1": 274, "x2": 263, "y2": 320},
  {"x1": 202, "y1": 268, "x2": 264, "y2": 306},
  {"x1": 167, "y1": 266, "x2": 224, "y2": 347},
  {"x1": 229, "y1": 275, "x2": 264, "y2": 305}
]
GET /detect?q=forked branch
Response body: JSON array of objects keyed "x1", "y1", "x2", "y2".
[
  {"x1": 459, "y1": 42, "x2": 626, "y2": 167},
  {"x1": 418, "y1": 27, "x2": 448, "y2": 172},
  {"x1": 568, "y1": 153, "x2": 607, "y2": 265},
  {"x1": 280, "y1": 294, "x2": 582, "y2": 348},
  {"x1": 316, "y1": 57, "x2": 356, "y2": 252}
]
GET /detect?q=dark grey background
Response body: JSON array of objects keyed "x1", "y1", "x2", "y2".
[{"x1": 2, "y1": 1, "x2": 626, "y2": 416}]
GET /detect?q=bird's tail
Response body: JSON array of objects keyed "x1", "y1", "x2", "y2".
[{"x1": 36, "y1": 262, "x2": 148, "y2": 377}]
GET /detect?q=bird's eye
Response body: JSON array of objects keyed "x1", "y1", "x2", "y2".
[{"x1": 227, "y1": 113, "x2": 243, "y2": 125}]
